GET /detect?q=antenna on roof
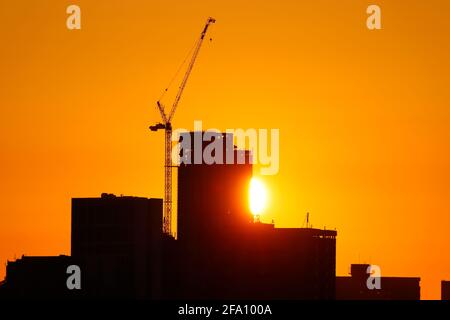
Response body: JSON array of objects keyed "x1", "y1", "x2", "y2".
[{"x1": 301, "y1": 212, "x2": 310, "y2": 228}]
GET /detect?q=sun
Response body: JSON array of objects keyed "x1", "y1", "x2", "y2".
[{"x1": 249, "y1": 177, "x2": 268, "y2": 216}]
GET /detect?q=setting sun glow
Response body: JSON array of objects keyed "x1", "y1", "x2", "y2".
[{"x1": 249, "y1": 177, "x2": 267, "y2": 215}]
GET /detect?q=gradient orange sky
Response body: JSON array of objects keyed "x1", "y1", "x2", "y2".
[{"x1": 1, "y1": 0, "x2": 450, "y2": 299}]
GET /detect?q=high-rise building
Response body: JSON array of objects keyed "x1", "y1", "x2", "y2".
[
  {"x1": 172, "y1": 131, "x2": 337, "y2": 299},
  {"x1": 177, "y1": 131, "x2": 253, "y2": 243}
]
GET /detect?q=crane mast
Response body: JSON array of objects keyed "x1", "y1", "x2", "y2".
[{"x1": 150, "y1": 17, "x2": 215, "y2": 235}]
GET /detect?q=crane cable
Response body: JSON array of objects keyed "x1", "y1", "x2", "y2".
[
  {"x1": 158, "y1": 38, "x2": 200, "y2": 103},
  {"x1": 157, "y1": 22, "x2": 215, "y2": 103}
]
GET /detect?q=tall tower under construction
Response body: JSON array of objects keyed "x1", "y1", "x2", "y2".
[{"x1": 177, "y1": 131, "x2": 253, "y2": 242}]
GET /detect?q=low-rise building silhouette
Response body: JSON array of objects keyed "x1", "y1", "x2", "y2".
[
  {"x1": 336, "y1": 264, "x2": 421, "y2": 300},
  {"x1": 0, "y1": 255, "x2": 77, "y2": 299},
  {"x1": 72, "y1": 194, "x2": 163, "y2": 299},
  {"x1": 442, "y1": 280, "x2": 450, "y2": 300}
]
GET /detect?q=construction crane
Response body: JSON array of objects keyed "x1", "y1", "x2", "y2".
[{"x1": 150, "y1": 17, "x2": 216, "y2": 235}]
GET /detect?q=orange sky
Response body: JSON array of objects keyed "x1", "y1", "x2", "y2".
[{"x1": 1, "y1": 0, "x2": 450, "y2": 299}]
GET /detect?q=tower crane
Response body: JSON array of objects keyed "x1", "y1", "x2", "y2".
[{"x1": 150, "y1": 17, "x2": 216, "y2": 235}]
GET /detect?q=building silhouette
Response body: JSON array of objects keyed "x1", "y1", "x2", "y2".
[
  {"x1": 336, "y1": 264, "x2": 421, "y2": 300},
  {"x1": 72, "y1": 194, "x2": 163, "y2": 299},
  {"x1": 0, "y1": 255, "x2": 77, "y2": 299},
  {"x1": 172, "y1": 132, "x2": 336, "y2": 299},
  {"x1": 1, "y1": 131, "x2": 337, "y2": 299},
  {"x1": 442, "y1": 281, "x2": 450, "y2": 300},
  {"x1": 177, "y1": 132, "x2": 253, "y2": 243}
]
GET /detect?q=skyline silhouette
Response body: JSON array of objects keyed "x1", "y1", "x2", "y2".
[
  {"x1": 1, "y1": 1, "x2": 450, "y2": 299},
  {"x1": 1, "y1": 131, "x2": 338, "y2": 299},
  {"x1": 0, "y1": 131, "x2": 440, "y2": 300}
]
